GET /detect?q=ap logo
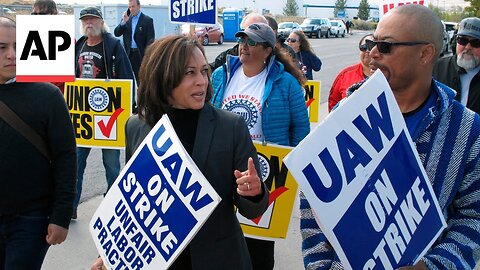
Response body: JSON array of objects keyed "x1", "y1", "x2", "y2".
[{"x1": 16, "y1": 15, "x2": 75, "y2": 82}]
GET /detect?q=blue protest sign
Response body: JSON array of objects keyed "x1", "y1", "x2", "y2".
[
  {"x1": 90, "y1": 115, "x2": 220, "y2": 270},
  {"x1": 333, "y1": 131, "x2": 445, "y2": 268},
  {"x1": 170, "y1": 0, "x2": 217, "y2": 25},
  {"x1": 284, "y1": 71, "x2": 446, "y2": 269}
]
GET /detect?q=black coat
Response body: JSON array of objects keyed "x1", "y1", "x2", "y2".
[
  {"x1": 433, "y1": 55, "x2": 480, "y2": 114},
  {"x1": 114, "y1": 12, "x2": 155, "y2": 58},
  {"x1": 125, "y1": 104, "x2": 269, "y2": 269}
]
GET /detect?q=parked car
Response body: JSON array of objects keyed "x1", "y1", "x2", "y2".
[
  {"x1": 1, "y1": 7, "x2": 15, "y2": 14},
  {"x1": 181, "y1": 23, "x2": 224, "y2": 46},
  {"x1": 444, "y1": 21, "x2": 458, "y2": 53},
  {"x1": 330, "y1": 20, "x2": 346, "y2": 37},
  {"x1": 440, "y1": 21, "x2": 450, "y2": 56},
  {"x1": 444, "y1": 21, "x2": 458, "y2": 42},
  {"x1": 300, "y1": 18, "x2": 332, "y2": 38},
  {"x1": 278, "y1": 22, "x2": 302, "y2": 38},
  {"x1": 451, "y1": 29, "x2": 458, "y2": 55}
]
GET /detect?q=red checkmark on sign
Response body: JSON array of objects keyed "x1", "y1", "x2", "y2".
[
  {"x1": 98, "y1": 108, "x2": 124, "y2": 138},
  {"x1": 306, "y1": 98, "x2": 315, "y2": 108},
  {"x1": 250, "y1": 186, "x2": 289, "y2": 224}
]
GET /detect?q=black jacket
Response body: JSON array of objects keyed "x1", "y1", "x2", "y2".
[
  {"x1": 0, "y1": 82, "x2": 77, "y2": 228},
  {"x1": 114, "y1": 12, "x2": 155, "y2": 58},
  {"x1": 125, "y1": 104, "x2": 269, "y2": 269},
  {"x1": 433, "y1": 55, "x2": 480, "y2": 114}
]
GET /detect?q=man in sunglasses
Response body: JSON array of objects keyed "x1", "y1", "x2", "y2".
[
  {"x1": 300, "y1": 4, "x2": 480, "y2": 270},
  {"x1": 433, "y1": 17, "x2": 480, "y2": 116},
  {"x1": 0, "y1": 16, "x2": 77, "y2": 269}
]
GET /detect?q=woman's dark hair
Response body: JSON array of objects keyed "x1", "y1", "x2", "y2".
[
  {"x1": 292, "y1": 30, "x2": 315, "y2": 54},
  {"x1": 359, "y1": 33, "x2": 373, "y2": 47},
  {"x1": 273, "y1": 47, "x2": 307, "y2": 85},
  {"x1": 137, "y1": 35, "x2": 213, "y2": 127},
  {"x1": 33, "y1": 0, "x2": 58, "y2": 14}
]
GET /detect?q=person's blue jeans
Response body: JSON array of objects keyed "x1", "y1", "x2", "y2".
[
  {"x1": 74, "y1": 147, "x2": 120, "y2": 209},
  {"x1": 0, "y1": 208, "x2": 50, "y2": 270}
]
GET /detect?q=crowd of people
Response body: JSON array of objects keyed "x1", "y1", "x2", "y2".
[{"x1": 1, "y1": 0, "x2": 479, "y2": 269}]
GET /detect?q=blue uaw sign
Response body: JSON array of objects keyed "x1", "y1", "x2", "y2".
[
  {"x1": 90, "y1": 115, "x2": 220, "y2": 270},
  {"x1": 284, "y1": 71, "x2": 446, "y2": 270},
  {"x1": 169, "y1": 0, "x2": 216, "y2": 25}
]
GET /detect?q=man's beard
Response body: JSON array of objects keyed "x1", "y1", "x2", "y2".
[
  {"x1": 83, "y1": 26, "x2": 102, "y2": 37},
  {"x1": 457, "y1": 50, "x2": 480, "y2": 70}
]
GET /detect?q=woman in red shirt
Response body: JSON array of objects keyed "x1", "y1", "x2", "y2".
[{"x1": 328, "y1": 34, "x2": 374, "y2": 111}]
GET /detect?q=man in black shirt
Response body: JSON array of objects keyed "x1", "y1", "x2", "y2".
[
  {"x1": 74, "y1": 7, "x2": 135, "y2": 219},
  {"x1": 0, "y1": 16, "x2": 77, "y2": 269}
]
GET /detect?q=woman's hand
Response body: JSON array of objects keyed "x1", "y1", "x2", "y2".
[
  {"x1": 235, "y1": 157, "x2": 263, "y2": 197},
  {"x1": 91, "y1": 257, "x2": 106, "y2": 270}
]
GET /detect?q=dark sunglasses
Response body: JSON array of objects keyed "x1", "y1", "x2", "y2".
[
  {"x1": 365, "y1": 39, "x2": 429, "y2": 54},
  {"x1": 457, "y1": 36, "x2": 480, "y2": 48},
  {"x1": 286, "y1": 38, "x2": 298, "y2": 43},
  {"x1": 359, "y1": 44, "x2": 368, "y2": 52},
  {"x1": 237, "y1": 36, "x2": 259, "y2": 47},
  {"x1": 31, "y1": 12, "x2": 48, "y2": 15}
]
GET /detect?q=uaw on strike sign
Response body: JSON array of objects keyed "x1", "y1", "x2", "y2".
[
  {"x1": 16, "y1": 15, "x2": 75, "y2": 82},
  {"x1": 170, "y1": 0, "x2": 216, "y2": 25},
  {"x1": 65, "y1": 79, "x2": 133, "y2": 148},
  {"x1": 284, "y1": 71, "x2": 446, "y2": 269},
  {"x1": 90, "y1": 115, "x2": 221, "y2": 270}
]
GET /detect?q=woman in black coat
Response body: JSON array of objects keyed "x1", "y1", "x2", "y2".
[{"x1": 92, "y1": 35, "x2": 269, "y2": 270}]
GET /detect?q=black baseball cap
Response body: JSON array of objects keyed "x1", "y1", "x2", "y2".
[{"x1": 79, "y1": 6, "x2": 103, "y2": 20}]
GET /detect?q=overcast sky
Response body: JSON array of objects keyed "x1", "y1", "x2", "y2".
[{"x1": 63, "y1": 0, "x2": 469, "y2": 15}]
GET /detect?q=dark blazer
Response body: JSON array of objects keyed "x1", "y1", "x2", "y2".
[
  {"x1": 125, "y1": 103, "x2": 269, "y2": 269},
  {"x1": 114, "y1": 12, "x2": 155, "y2": 58}
]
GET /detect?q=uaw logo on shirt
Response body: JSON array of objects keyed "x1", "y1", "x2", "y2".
[
  {"x1": 222, "y1": 94, "x2": 263, "y2": 140},
  {"x1": 223, "y1": 99, "x2": 259, "y2": 129}
]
